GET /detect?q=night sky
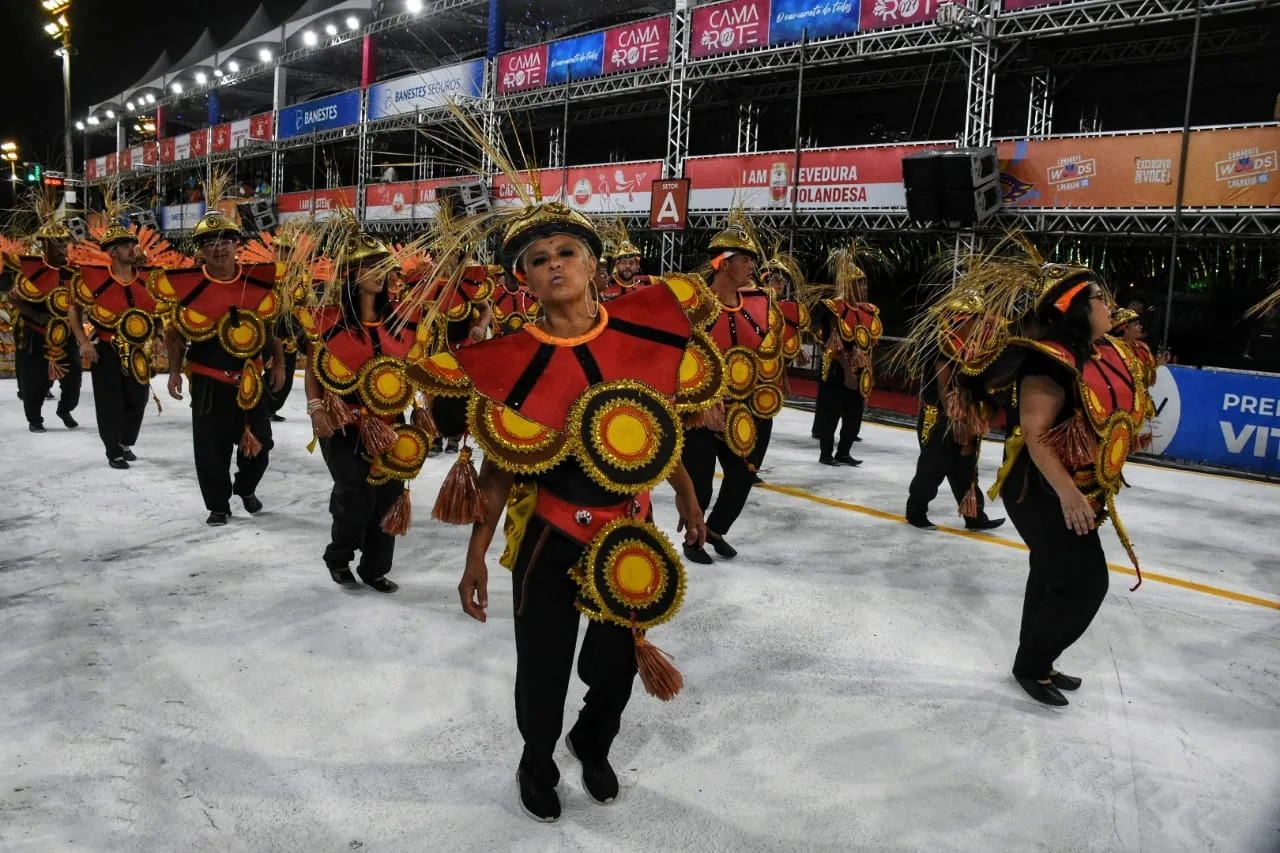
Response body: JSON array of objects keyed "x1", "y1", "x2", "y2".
[{"x1": 0, "y1": 0, "x2": 302, "y2": 172}]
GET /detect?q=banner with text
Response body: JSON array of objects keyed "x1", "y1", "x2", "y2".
[
  {"x1": 685, "y1": 143, "x2": 945, "y2": 211},
  {"x1": 365, "y1": 177, "x2": 484, "y2": 220},
  {"x1": 368, "y1": 60, "x2": 485, "y2": 120},
  {"x1": 692, "y1": 0, "x2": 771, "y2": 58},
  {"x1": 497, "y1": 16, "x2": 670, "y2": 94},
  {"x1": 278, "y1": 90, "x2": 361, "y2": 139},
  {"x1": 860, "y1": 0, "x2": 941, "y2": 30},
  {"x1": 277, "y1": 187, "x2": 358, "y2": 222},
  {"x1": 491, "y1": 161, "x2": 663, "y2": 213},
  {"x1": 998, "y1": 125, "x2": 1280, "y2": 209},
  {"x1": 1147, "y1": 365, "x2": 1280, "y2": 475},
  {"x1": 691, "y1": 0, "x2": 864, "y2": 58},
  {"x1": 159, "y1": 203, "x2": 206, "y2": 232}
]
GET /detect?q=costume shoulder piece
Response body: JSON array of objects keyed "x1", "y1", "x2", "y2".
[
  {"x1": 5, "y1": 255, "x2": 77, "y2": 309},
  {"x1": 661, "y1": 272, "x2": 720, "y2": 328},
  {"x1": 151, "y1": 262, "x2": 283, "y2": 345},
  {"x1": 74, "y1": 266, "x2": 162, "y2": 321}
]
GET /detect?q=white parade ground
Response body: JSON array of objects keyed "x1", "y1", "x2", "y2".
[{"x1": 1, "y1": 378, "x2": 1277, "y2": 852}]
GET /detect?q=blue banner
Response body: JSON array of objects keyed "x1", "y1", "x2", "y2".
[
  {"x1": 278, "y1": 90, "x2": 361, "y2": 139},
  {"x1": 367, "y1": 60, "x2": 485, "y2": 120},
  {"x1": 1148, "y1": 365, "x2": 1280, "y2": 475},
  {"x1": 546, "y1": 32, "x2": 606, "y2": 85},
  {"x1": 769, "y1": 0, "x2": 861, "y2": 44}
]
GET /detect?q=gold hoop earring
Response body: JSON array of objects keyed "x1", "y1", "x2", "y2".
[{"x1": 585, "y1": 280, "x2": 600, "y2": 319}]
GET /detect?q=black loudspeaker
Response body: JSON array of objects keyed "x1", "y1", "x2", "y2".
[
  {"x1": 437, "y1": 180, "x2": 491, "y2": 217},
  {"x1": 236, "y1": 199, "x2": 278, "y2": 235},
  {"x1": 902, "y1": 147, "x2": 1002, "y2": 225},
  {"x1": 130, "y1": 210, "x2": 160, "y2": 232},
  {"x1": 64, "y1": 216, "x2": 90, "y2": 242}
]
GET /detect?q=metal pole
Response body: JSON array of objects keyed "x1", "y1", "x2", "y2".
[
  {"x1": 788, "y1": 30, "x2": 806, "y2": 256},
  {"x1": 62, "y1": 31, "x2": 74, "y2": 205},
  {"x1": 1161, "y1": 0, "x2": 1202, "y2": 354},
  {"x1": 560, "y1": 71, "x2": 571, "y2": 204}
]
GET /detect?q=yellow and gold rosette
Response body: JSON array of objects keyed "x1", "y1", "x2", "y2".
[
  {"x1": 674, "y1": 329, "x2": 725, "y2": 413},
  {"x1": 722, "y1": 345, "x2": 757, "y2": 400},
  {"x1": 570, "y1": 380, "x2": 683, "y2": 495},
  {"x1": 237, "y1": 361, "x2": 264, "y2": 410},
  {"x1": 356, "y1": 355, "x2": 414, "y2": 417},
  {"x1": 748, "y1": 381, "x2": 784, "y2": 419},
  {"x1": 377, "y1": 424, "x2": 432, "y2": 481},
  {"x1": 723, "y1": 401, "x2": 758, "y2": 458},
  {"x1": 580, "y1": 518, "x2": 686, "y2": 631},
  {"x1": 468, "y1": 395, "x2": 571, "y2": 475},
  {"x1": 218, "y1": 312, "x2": 266, "y2": 359}
]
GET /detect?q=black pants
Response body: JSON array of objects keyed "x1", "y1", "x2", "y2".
[
  {"x1": 905, "y1": 408, "x2": 984, "y2": 522},
  {"x1": 683, "y1": 425, "x2": 756, "y2": 537},
  {"x1": 319, "y1": 427, "x2": 404, "y2": 580},
  {"x1": 1004, "y1": 464, "x2": 1109, "y2": 680},
  {"x1": 90, "y1": 342, "x2": 150, "y2": 461},
  {"x1": 190, "y1": 373, "x2": 273, "y2": 514},
  {"x1": 266, "y1": 348, "x2": 298, "y2": 415},
  {"x1": 14, "y1": 328, "x2": 26, "y2": 398},
  {"x1": 513, "y1": 516, "x2": 636, "y2": 787},
  {"x1": 19, "y1": 333, "x2": 81, "y2": 426},
  {"x1": 815, "y1": 365, "x2": 863, "y2": 458}
]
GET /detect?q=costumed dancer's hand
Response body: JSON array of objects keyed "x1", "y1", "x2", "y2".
[
  {"x1": 167, "y1": 372, "x2": 184, "y2": 401},
  {"x1": 459, "y1": 559, "x2": 489, "y2": 622},
  {"x1": 675, "y1": 491, "x2": 708, "y2": 548},
  {"x1": 270, "y1": 360, "x2": 287, "y2": 392},
  {"x1": 1058, "y1": 487, "x2": 1097, "y2": 536},
  {"x1": 79, "y1": 341, "x2": 97, "y2": 363},
  {"x1": 468, "y1": 324, "x2": 487, "y2": 344},
  {"x1": 310, "y1": 410, "x2": 335, "y2": 439}
]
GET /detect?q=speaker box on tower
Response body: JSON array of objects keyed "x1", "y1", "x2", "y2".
[
  {"x1": 902, "y1": 147, "x2": 1003, "y2": 225},
  {"x1": 236, "y1": 199, "x2": 278, "y2": 235}
]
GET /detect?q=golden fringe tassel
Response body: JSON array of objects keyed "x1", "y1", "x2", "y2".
[
  {"x1": 324, "y1": 390, "x2": 357, "y2": 429},
  {"x1": 411, "y1": 404, "x2": 437, "y2": 437},
  {"x1": 682, "y1": 400, "x2": 726, "y2": 433},
  {"x1": 381, "y1": 488, "x2": 412, "y2": 535},
  {"x1": 359, "y1": 414, "x2": 398, "y2": 457},
  {"x1": 1107, "y1": 494, "x2": 1142, "y2": 591},
  {"x1": 152, "y1": 391, "x2": 163, "y2": 415},
  {"x1": 239, "y1": 424, "x2": 263, "y2": 458},
  {"x1": 432, "y1": 445, "x2": 487, "y2": 524},
  {"x1": 1043, "y1": 412, "x2": 1096, "y2": 468},
  {"x1": 634, "y1": 629, "x2": 683, "y2": 701},
  {"x1": 48, "y1": 358, "x2": 67, "y2": 381}
]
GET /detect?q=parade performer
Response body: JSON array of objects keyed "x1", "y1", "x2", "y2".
[
  {"x1": 489, "y1": 267, "x2": 540, "y2": 335},
  {"x1": 598, "y1": 222, "x2": 657, "y2": 301},
  {"x1": 1, "y1": 202, "x2": 82, "y2": 432},
  {"x1": 66, "y1": 217, "x2": 183, "y2": 468},
  {"x1": 1110, "y1": 308, "x2": 1160, "y2": 388},
  {"x1": 810, "y1": 243, "x2": 884, "y2": 466},
  {"x1": 300, "y1": 228, "x2": 429, "y2": 594},
  {"x1": 987, "y1": 261, "x2": 1150, "y2": 706},
  {"x1": 757, "y1": 247, "x2": 811, "y2": 479},
  {"x1": 153, "y1": 209, "x2": 287, "y2": 525},
  {"x1": 678, "y1": 219, "x2": 786, "y2": 564},
  {"x1": 409, "y1": 191, "x2": 717, "y2": 823}
]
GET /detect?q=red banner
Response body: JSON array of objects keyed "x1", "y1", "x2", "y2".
[
  {"x1": 118, "y1": 148, "x2": 133, "y2": 172},
  {"x1": 491, "y1": 160, "x2": 663, "y2": 213},
  {"x1": 190, "y1": 129, "x2": 208, "y2": 158},
  {"x1": 250, "y1": 112, "x2": 274, "y2": 141},
  {"x1": 686, "y1": 143, "x2": 947, "y2": 211},
  {"x1": 85, "y1": 159, "x2": 98, "y2": 181},
  {"x1": 104, "y1": 153, "x2": 117, "y2": 176},
  {"x1": 142, "y1": 142, "x2": 158, "y2": 166},
  {"x1": 211, "y1": 123, "x2": 232, "y2": 153},
  {"x1": 497, "y1": 45, "x2": 549, "y2": 94},
  {"x1": 691, "y1": 0, "x2": 771, "y2": 59},
  {"x1": 861, "y1": 0, "x2": 943, "y2": 30},
  {"x1": 277, "y1": 187, "x2": 358, "y2": 222},
  {"x1": 603, "y1": 17, "x2": 671, "y2": 74},
  {"x1": 159, "y1": 138, "x2": 175, "y2": 164},
  {"x1": 365, "y1": 177, "x2": 483, "y2": 220}
]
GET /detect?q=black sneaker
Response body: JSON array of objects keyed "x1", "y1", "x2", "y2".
[
  {"x1": 907, "y1": 515, "x2": 937, "y2": 531},
  {"x1": 206, "y1": 511, "x2": 230, "y2": 526},
  {"x1": 241, "y1": 494, "x2": 263, "y2": 514},
  {"x1": 121, "y1": 448, "x2": 137, "y2": 462},
  {"x1": 566, "y1": 733, "x2": 619, "y2": 804},
  {"x1": 516, "y1": 767, "x2": 561, "y2": 823},
  {"x1": 108, "y1": 457, "x2": 130, "y2": 470},
  {"x1": 28, "y1": 423, "x2": 46, "y2": 433},
  {"x1": 1016, "y1": 676, "x2": 1068, "y2": 707},
  {"x1": 682, "y1": 543, "x2": 713, "y2": 565},
  {"x1": 833, "y1": 454, "x2": 862, "y2": 466},
  {"x1": 965, "y1": 516, "x2": 1006, "y2": 531},
  {"x1": 270, "y1": 414, "x2": 286, "y2": 423},
  {"x1": 818, "y1": 455, "x2": 840, "y2": 466},
  {"x1": 44, "y1": 391, "x2": 54, "y2": 400},
  {"x1": 1050, "y1": 670, "x2": 1082, "y2": 691},
  {"x1": 709, "y1": 535, "x2": 737, "y2": 559},
  {"x1": 329, "y1": 567, "x2": 360, "y2": 588},
  {"x1": 363, "y1": 577, "x2": 399, "y2": 594},
  {"x1": 57, "y1": 411, "x2": 78, "y2": 429},
  {"x1": 852, "y1": 436, "x2": 863, "y2": 443}
]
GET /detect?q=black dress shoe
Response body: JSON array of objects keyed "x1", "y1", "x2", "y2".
[
  {"x1": 965, "y1": 516, "x2": 1006, "y2": 531},
  {"x1": 121, "y1": 449, "x2": 137, "y2": 462},
  {"x1": 907, "y1": 516, "x2": 937, "y2": 531},
  {"x1": 57, "y1": 411, "x2": 78, "y2": 429},
  {"x1": 364, "y1": 577, "x2": 399, "y2": 594},
  {"x1": 1016, "y1": 677, "x2": 1069, "y2": 706},
  {"x1": 28, "y1": 423, "x2": 46, "y2": 433},
  {"x1": 516, "y1": 767, "x2": 561, "y2": 823},
  {"x1": 329, "y1": 567, "x2": 360, "y2": 587},
  {"x1": 834, "y1": 453, "x2": 862, "y2": 466},
  {"x1": 44, "y1": 391, "x2": 54, "y2": 400},
  {"x1": 566, "y1": 733, "x2": 619, "y2": 804},
  {"x1": 852, "y1": 436, "x2": 863, "y2": 443},
  {"x1": 819, "y1": 454, "x2": 841, "y2": 466},
  {"x1": 269, "y1": 414, "x2": 286, "y2": 422},
  {"x1": 240, "y1": 494, "x2": 263, "y2": 514},
  {"x1": 709, "y1": 535, "x2": 737, "y2": 559},
  {"x1": 108, "y1": 457, "x2": 130, "y2": 470},
  {"x1": 1050, "y1": 670, "x2": 1082, "y2": 691},
  {"x1": 682, "y1": 543, "x2": 713, "y2": 565},
  {"x1": 749, "y1": 473, "x2": 764, "y2": 486},
  {"x1": 206, "y1": 511, "x2": 230, "y2": 526}
]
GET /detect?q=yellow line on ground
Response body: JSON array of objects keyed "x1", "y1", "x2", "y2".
[{"x1": 751, "y1": 478, "x2": 1280, "y2": 612}]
